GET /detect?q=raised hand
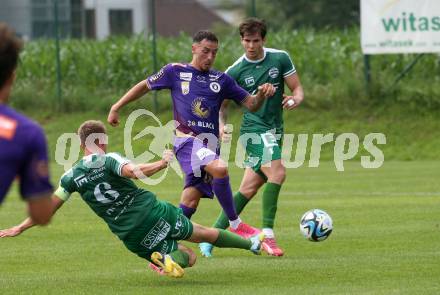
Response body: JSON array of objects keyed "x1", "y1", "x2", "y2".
[
  {"x1": 162, "y1": 149, "x2": 174, "y2": 165},
  {"x1": 107, "y1": 108, "x2": 120, "y2": 127}
]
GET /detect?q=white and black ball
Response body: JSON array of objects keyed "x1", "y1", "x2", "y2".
[{"x1": 299, "y1": 209, "x2": 333, "y2": 242}]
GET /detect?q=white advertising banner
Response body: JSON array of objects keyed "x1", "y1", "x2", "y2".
[{"x1": 361, "y1": 0, "x2": 440, "y2": 54}]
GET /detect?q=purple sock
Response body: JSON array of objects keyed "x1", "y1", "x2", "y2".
[
  {"x1": 212, "y1": 176, "x2": 238, "y2": 221},
  {"x1": 179, "y1": 204, "x2": 196, "y2": 219}
]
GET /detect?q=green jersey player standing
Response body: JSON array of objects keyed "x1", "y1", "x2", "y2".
[
  {"x1": 200, "y1": 18, "x2": 304, "y2": 257},
  {"x1": 0, "y1": 120, "x2": 263, "y2": 278}
]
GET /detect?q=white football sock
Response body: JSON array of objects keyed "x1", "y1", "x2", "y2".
[
  {"x1": 263, "y1": 228, "x2": 274, "y2": 238},
  {"x1": 229, "y1": 217, "x2": 242, "y2": 230}
]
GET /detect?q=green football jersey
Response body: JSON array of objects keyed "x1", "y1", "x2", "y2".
[
  {"x1": 226, "y1": 47, "x2": 296, "y2": 134},
  {"x1": 55, "y1": 153, "x2": 157, "y2": 240}
]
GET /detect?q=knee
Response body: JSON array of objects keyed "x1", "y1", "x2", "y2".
[
  {"x1": 210, "y1": 164, "x2": 228, "y2": 179},
  {"x1": 277, "y1": 169, "x2": 286, "y2": 183},
  {"x1": 268, "y1": 168, "x2": 286, "y2": 184}
]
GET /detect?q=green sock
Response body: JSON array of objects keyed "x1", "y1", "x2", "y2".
[
  {"x1": 213, "y1": 192, "x2": 250, "y2": 229},
  {"x1": 213, "y1": 229, "x2": 251, "y2": 250},
  {"x1": 262, "y1": 182, "x2": 281, "y2": 229},
  {"x1": 168, "y1": 249, "x2": 189, "y2": 268}
]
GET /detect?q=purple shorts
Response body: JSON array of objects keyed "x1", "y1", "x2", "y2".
[{"x1": 173, "y1": 136, "x2": 219, "y2": 198}]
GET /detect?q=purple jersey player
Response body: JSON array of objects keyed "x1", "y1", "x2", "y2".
[
  {"x1": 108, "y1": 30, "x2": 275, "y2": 239},
  {"x1": 0, "y1": 23, "x2": 53, "y2": 224}
]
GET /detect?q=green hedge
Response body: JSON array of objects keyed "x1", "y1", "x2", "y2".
[{"x1": 11, "y1": 28, "x2": 440, "y2": 112}]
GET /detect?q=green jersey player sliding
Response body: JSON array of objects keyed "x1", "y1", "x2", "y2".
[
  {"x1": 200, "y1": 18, "x2": 304, "y2": 257},
  {"x1": 0, "y1": 120, "x2": 263, "y2": 278}
]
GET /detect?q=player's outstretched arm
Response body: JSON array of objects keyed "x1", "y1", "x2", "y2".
[
  {"x1": 108, "y1": 80, "x2": 151, "y2": 127},
  {"x1": 121, "y1": 150, "x2": 173, "y2": 179},
  {"x1": 281, "y1": 73, "x2": 304, "y2": 110},
  {"x1": 241, "y1": 83, "x2": 276, "y2": 112},
  {"x1": 0, "y1": 196, "x2": 64, "y2": 238}
]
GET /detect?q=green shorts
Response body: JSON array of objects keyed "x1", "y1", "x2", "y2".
[
  {"x1": 122, "y1": 200, "x2": 193, "y2": 261},
  {"x1": 240, "y1": 131, "x2": 283, "y2": 181}
]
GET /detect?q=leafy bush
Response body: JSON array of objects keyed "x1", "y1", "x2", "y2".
[{"x1": 11, "y1": 29, "x2": 440, "y2": 112}]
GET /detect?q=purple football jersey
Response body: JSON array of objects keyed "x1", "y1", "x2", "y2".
[
  {"x1": 0, "y1": 104, "x2": 53, "y2": 203},
  {"x1": 146, "y1": 63, "x2": 248, "y2": 137}
]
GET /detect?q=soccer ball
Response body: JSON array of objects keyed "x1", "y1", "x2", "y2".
[{"x1": 299, "y1": 209, "x2": 333, "y2": 242}]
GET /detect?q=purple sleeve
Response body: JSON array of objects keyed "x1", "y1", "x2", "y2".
[
  {"x1": 222, "y1": 73, "x2": 249, "y2": 105},
  {"x1": 19, "y1": 125, "x2": 53, "y2": 199},
  {"x1": 146, "y1": 64, "x2": 174, "y2": 90}
]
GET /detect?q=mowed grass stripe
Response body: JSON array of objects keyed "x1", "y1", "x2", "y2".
[{"x1": 0, "y1": 161, "x2": 439, "y2": 295}]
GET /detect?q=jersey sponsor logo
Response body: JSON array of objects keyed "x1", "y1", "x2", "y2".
[
  {"x1": 74, "y1": 174, "x2": 88, "y2": 187},
  {"x1": 191, "y1": 97, "x2": 210, "y2": 118},
  {"x1": 181, "y1": 81, "x2": 190, "y2": 95},
  {"x1": 141, "y1": 218, "x2": 171, "y2": 249},
  {"x1": 196, "y1": 147, "x2": 216, "y2": 160},
  {"x1": 197, "y1": 121, "x2": 214, "y2": 129},
  {"x1": 196, "y1": 75, "x2": 206, "y2": 83},
  {"x1": 0, "y1": 115, "x2": 17, "y2": 140},
  {"x1": 209, "y1": 73, "x2": 221, "y2": 81},
  {"x1": 245, "y1": 76, "x2": 255, "y2": 87},
  {"x1": 179, "y1": 72, "x2": 192, "y2": 81},
  {"x1": 209, "y1": 82, "x2": 221, "y2": 93},
  {"x1": 149, "y1": 67, "x2": 165, "y2": 82},
  {"x1": 269, "y1": 67, "x2": 279, "y2": 78}
]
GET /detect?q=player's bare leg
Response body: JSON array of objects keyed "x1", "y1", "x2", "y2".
[
  {"x1": 238, "y1": 168, "x2": 267, "y2": 200},
  {"x1": 179, "y1": 187, "x2": 202, "y2": 218}
]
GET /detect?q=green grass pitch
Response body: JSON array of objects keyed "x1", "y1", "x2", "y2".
[{"x1": 1, "y1": 161, "x2": 439, "y2": 294}]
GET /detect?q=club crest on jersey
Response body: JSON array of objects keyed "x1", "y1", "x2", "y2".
[
  {"x1": 269, "y1": 67, "x2": 279, "y2": 78},
  {"x1": 191, "y1": 97, "x2": 210, "y2": 118},
  {"x1": 181, "y1": 81, "x2": 190, "y2": 95},
  {"x1": 209, "y1": 82, "x2": 221, "y2": 93},
  {"x1": 179, "y1": 72, "x2": 192, "y2": 81},
  {"x1": 245, "y1": 76, "x2": 255, "y2": 87}
]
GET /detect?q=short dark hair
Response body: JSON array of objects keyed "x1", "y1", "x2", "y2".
[
  {"x1": 78, "y1": 120, "x2": 107, "y2": 146},
  {"x1": 192, "y1": 30, "x2": 218, "y2": 43},
  {"x1": 0, "y1": 23, "x2": 23, "y2": 89},
  {"x1": 239, "y1": 18, "x2": 267, "y2": 39}
]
